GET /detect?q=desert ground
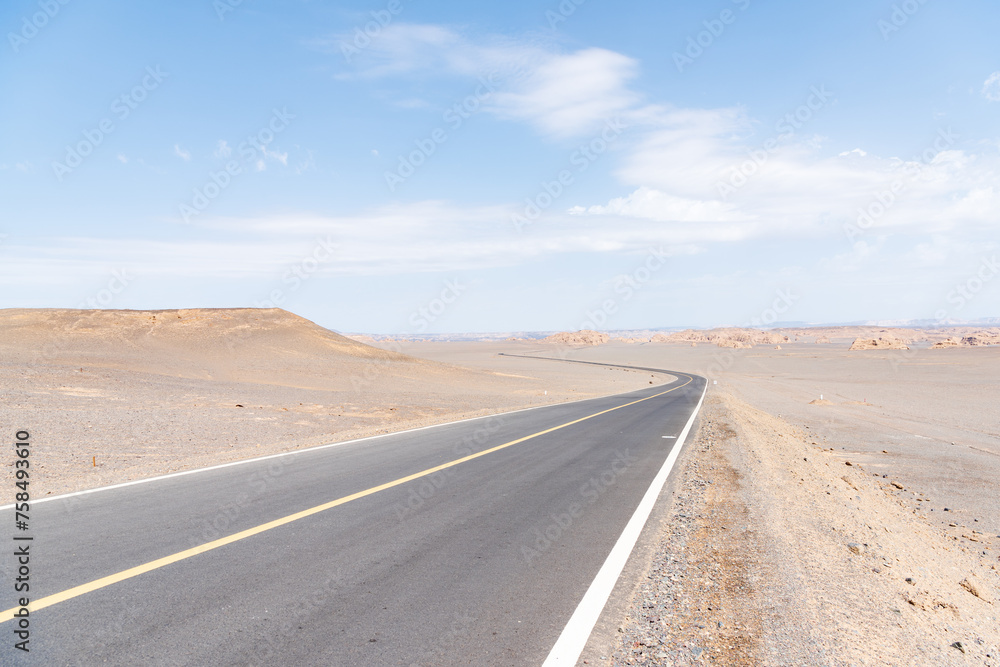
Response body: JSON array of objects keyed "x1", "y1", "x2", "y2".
[
  {"x1": 392, "y1": 340, "x2": 1000, "y2": 666},
  {"x1": 0, "y1": 309, "x2": 668, "y2": 500},
  {"x1": 2, "y1": 309, "x2": 998, "y2": 665}
]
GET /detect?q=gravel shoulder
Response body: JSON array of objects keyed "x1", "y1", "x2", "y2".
[{"x1": 606, "y1": 387, "x2": 1000, "y2": 666}]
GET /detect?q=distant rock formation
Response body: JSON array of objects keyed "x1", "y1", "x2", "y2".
[
  {"x1": 540, "y1": 330, "x2": 610, "y2": 346},
  {"x1": 931, "y1": 332, "x2": 1000, "y2": 348},
  {"x1": 849, "y1": 337, "x2": 909, "y2": 351},
  {"x1": 652, "y1": 328, "x2": 786, "y2": 349}
]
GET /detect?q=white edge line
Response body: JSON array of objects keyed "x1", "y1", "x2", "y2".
[
  {"x1": 1, "y1": 370, "x2": 680, "y2": 511},
  {"x1": 542, "y1": 377, "x2": 708, "y2": 666}
]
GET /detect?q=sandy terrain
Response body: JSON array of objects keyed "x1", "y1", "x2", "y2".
[
  {"x1": 404, "y1": 340, "x2": 1000, "y2": 666},
  {"x1": 4, "y1": 312, "x2": 997, "y2": 664},
  {"x1": 0, "y1": 309, "x2": 668, "y2": 501}
]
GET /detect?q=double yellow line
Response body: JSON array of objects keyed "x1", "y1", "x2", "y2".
[{"x1": 1, "y1": 374, "x2": 693, "y2": 622}]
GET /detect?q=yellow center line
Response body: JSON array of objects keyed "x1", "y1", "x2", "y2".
[{"x1": 1, "y1": 374, "x2": 693, "y2": 623}]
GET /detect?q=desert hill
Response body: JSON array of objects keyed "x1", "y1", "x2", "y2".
[
  {"x1": 0, "y1": 308, "x2": 662, "y2": 498},
  {"x1": 0, "y1": 308, "x2": 410, "y2": 388}
]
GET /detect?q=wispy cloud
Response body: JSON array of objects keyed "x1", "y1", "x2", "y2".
[
  {"x1": 173, "y1": 144, "x2": 191, "y2": 161},
  {"x1": 983, "y1": 72, "x2": 1000, "y2": 102},
  {"x1": 213, "y1": 140, "x2": 232, "y2": 158},
  {"x1": 332, "y1": 24, "x2": 637, "y2": 139}
]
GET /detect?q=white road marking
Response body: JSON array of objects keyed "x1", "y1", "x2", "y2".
[{"x1": 543, "y1": 378, "x2": 708, "y2": 666}]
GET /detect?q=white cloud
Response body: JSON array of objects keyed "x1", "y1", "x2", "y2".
[
  {"x1": 263, "y1": 146, "x2": 288, "y2": 166},
  {"x1": 489, "y1": 48, "x2": 640, "y2": 138},
  {"x1": 335, "y1": 24, "x2": 638, "y2": 138},
  {"x1": 569, "y1": 187, "x2": 744, "y2": 223},
  {"x1": 983, "y1": 72, "x2": 1000, "y2": 102},
  {"x1": 213, "y1": 140, "x2": 232, "y2": 158},
  {"x1": 173, "y1": 144, "x2": 191, "y2": 161},
  {"x1": 117, "y1": 154, "x2": 128, "y2": 164}
]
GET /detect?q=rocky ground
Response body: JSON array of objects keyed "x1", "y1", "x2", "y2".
[{"x1": 608, "y1": 389, "x2": 999, "y2": 666}]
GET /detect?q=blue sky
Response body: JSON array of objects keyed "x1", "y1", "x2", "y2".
[{"x1": 1, "y1": 0, "x2": 998, "y2": 333}]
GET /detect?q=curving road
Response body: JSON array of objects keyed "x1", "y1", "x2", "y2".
[{"x1": 1, "y1": 358, "x2": 705, "y2": 666}]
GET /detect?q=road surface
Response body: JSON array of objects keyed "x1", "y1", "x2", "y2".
[{"x1": 1, "y1": 358, "x2": 705, "y2": 665}]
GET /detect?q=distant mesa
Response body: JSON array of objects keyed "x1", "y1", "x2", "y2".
[
  {"x1": 0, "y1": 308, "x2": 408, "y2": 385},
  {"x1": 931, "y1": 332, "x2": 1000, "y2": 348},
  {"x1": 650, "y1": 328, "x2": 787, "y2": 348},
  {"x1": 815, "y1": 336, "x2": 832, "y2": 344},
  {"x1": 849, "y1": 337, "x2": 909, "y2": 351},
  {"x1": 540, "y1": 330, "x2": 610, "y2": 346}
]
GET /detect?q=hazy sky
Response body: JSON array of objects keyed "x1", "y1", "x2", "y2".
[{"x1": 2, "y1": 0, "x2": 998, "y2": 333}]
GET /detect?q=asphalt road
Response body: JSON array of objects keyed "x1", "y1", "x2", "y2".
[{"x1": 1, "y1": 359, "x2": 705, "y2": 666}]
